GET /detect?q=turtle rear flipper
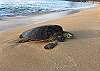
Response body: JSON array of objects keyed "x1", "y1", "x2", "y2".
[
  {"x1": 16, "y1": 38, "x2": 29, "y2": 43},
  {"x1": 7, "y1": 38, "x2": 29, "y2": 48}
]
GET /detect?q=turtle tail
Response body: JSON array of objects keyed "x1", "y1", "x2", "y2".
[{"x1": 16, "y1": 38, "x2": 29, "y2": 43}]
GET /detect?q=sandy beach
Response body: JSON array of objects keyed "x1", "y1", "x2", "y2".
[{"x1": 0, "y1": 5, "x2": 100, "y2": 71}]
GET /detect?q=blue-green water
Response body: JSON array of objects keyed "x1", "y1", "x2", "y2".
[{"x1": 0, "y1": 0, "x2": 96, "y2": 17}]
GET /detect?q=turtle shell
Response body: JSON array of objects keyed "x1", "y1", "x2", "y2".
[{"x1": 19, "y1": 25, "x2": 63, "y2": 41}]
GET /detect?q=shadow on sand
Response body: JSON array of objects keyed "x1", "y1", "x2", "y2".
[{"x1": 71, "y1": 29, "x2": 100, "y2": 39}]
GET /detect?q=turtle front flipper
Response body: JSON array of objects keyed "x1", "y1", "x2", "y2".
[{"x1": 44, "y1": 41, "x2": 58, "y2": 49}]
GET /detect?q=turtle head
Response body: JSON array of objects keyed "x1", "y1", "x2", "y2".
[
  {"x1": 63, "y1": 31, "x2": 74, "y2": 39},
  {"x1": 54, "y1": 31, "x2": 74, "y2": 42}
]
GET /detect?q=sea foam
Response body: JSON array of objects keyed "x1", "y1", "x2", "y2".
[{"x1": 0, "y1": 1, "x2": 96, "y2": 17}]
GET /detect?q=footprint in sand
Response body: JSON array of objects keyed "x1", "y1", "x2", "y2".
[{"x1": 47, "y1": 52, "x2": 79, "y2": 71}]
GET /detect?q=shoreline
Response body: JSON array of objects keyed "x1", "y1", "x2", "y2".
[
  {"x1": 0, "y1": 1, "x2": 97, "y2": 32},
  {"x1": 0, "y1": 5, "x2": 97, "y2": 32},
  {"x1": 0, "y1": 5, "x2": 100, "y2": 71}
]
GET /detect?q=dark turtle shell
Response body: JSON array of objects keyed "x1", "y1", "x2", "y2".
[{"x1": 19, "y1": 25, "x2": 63, "y2": 41}]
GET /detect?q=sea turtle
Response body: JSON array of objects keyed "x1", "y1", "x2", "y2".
[{"x1": 16, "y1": 25, "x2": 74, "y2": 49}]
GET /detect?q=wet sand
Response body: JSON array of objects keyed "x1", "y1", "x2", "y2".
[
  {"x1": 0, "y1": 10, "x2": 79, "y2": 31},
  {"x1": 0, "y1": 5, "x2": 100, "y2": 71}
]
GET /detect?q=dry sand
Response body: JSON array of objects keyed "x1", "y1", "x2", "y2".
[{"x1": 0, "y1": 5, "x2": 100, "y2": 71}]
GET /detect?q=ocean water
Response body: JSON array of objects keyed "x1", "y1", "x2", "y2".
[{"x1": 0, "y1": 0, "x2": 96, "y2": 17}]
